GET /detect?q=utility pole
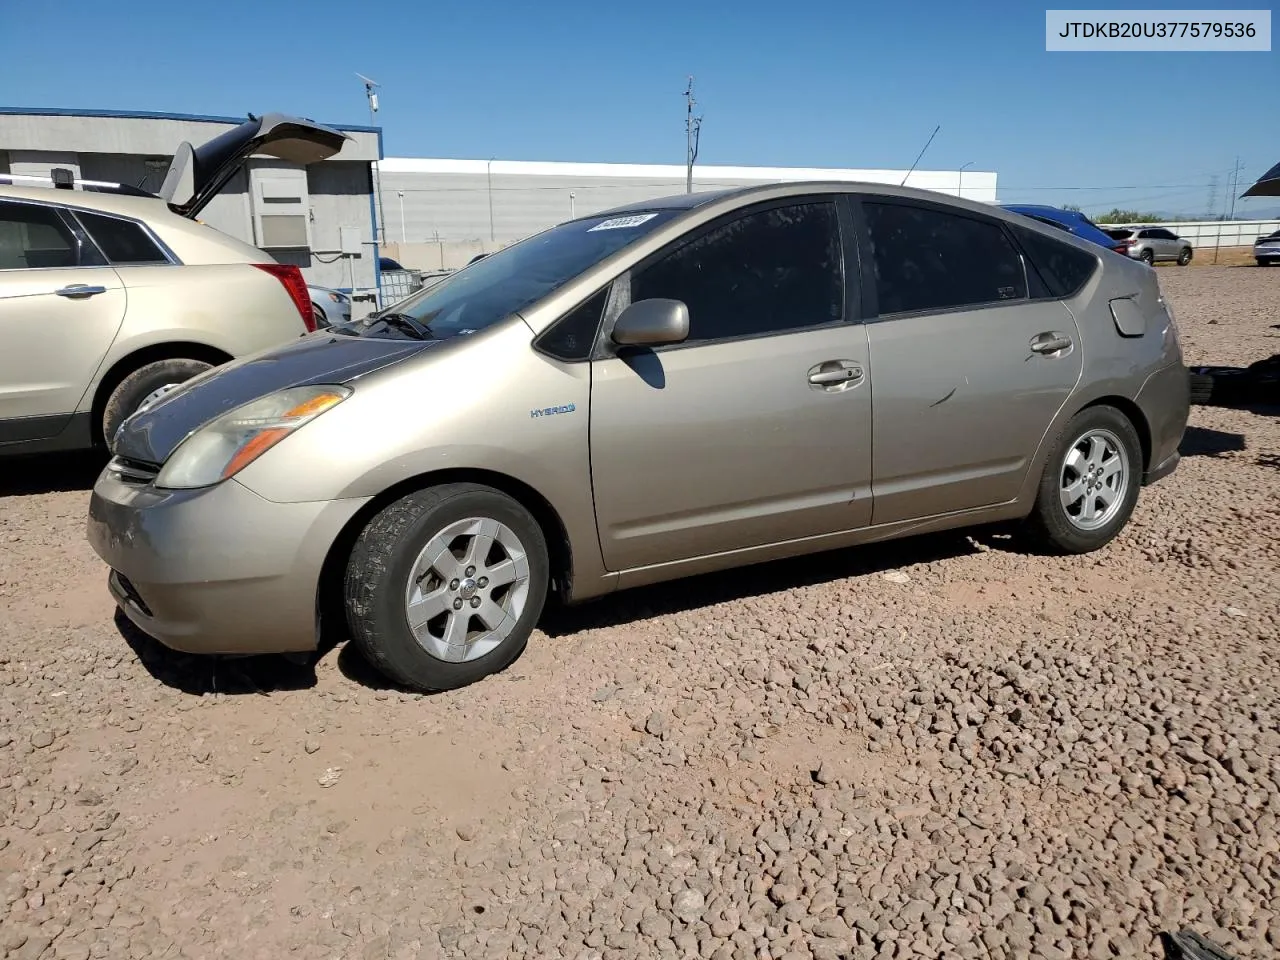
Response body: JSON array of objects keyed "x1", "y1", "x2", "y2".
[
  {"x1": 1206, "y1": 175, "x2": 1219, "y2": 220},
  {"x1": 684, "y1": 77, "x2": 702, "y2": 194},
  {"x1": 357, "y1": 73, "x2": 388, "y2": 247},
  {"x1": 1227, "y1": 156, "x2": 1244, "y2": 221},
  {"x1": 957, "y1": 161, "x2": 974, "y2": 198}
]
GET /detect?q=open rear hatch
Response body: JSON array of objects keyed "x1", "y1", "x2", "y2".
[{"x1": 159, "y1": 112, "x2": 349, "y2": 219}]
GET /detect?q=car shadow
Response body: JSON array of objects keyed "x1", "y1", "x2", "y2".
[
  {"x1": 116, "y1": 609, "x2": 318, "y2": 696},
  {"x1": 0, "y1": 451, "x2": 106, "y2": 496},
  {"x1": 541, "y1": 527, "x2": 995, "y2": 638},
  {"x1": 1179, "y1": 425, "x2": 1246, "y2": 458}
]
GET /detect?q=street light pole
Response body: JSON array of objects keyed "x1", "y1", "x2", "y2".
[
  {"x1": 357, "y1": 73, "x2": 387, "y2": 246},
  {"x1": 569, "y1": 191, "x2": 576, "y2": 218},
  {"x1": 397, "y1": 190, "x2": 406, "y2": 243},
  {"x1": 958, "y1": 161, "x2": 974, "y2": 198},
  {"x1": 486, "y1": 157, "x2": 496, "y2": 243}
]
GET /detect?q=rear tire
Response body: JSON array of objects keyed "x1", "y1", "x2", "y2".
[
  {"x1": 1140, "y1": 249, "x2": 1154, "y2": 266},
  {"x1": 1177, "y1": 248, "x2": 1192, "y2": 266},
  {"x1": 101, "y1": 358, "x2": 213, "y2": 451},
  {"x1": 1025, "y1": 405, "x2": 1143, "y2": 554},
  {"x1": 344, "y1": 483, "x2": 549, "y2": 692}
]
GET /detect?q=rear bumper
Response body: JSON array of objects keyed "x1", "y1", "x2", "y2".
[
  {"x1": 87, "y1": 468, "x2": 369, "y2": 654},
  {"x1": 1135, "y1": 362, "x2": 1190, "y2": 487}
]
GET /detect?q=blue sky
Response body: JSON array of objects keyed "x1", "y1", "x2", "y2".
[{"x1": 2, "y1": 0, "x2": 1276, "y2": 217}]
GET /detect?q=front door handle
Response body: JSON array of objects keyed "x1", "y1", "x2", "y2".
[
  {"x1": 808, "y1": 360, "x2": 864, "y2": 389},
  {"x1": 1030, "y1": 332, "x2": 1072, "y2": 355},
  {"x1": 55, "y1": 284, "x2": 107, "y2": 299}
]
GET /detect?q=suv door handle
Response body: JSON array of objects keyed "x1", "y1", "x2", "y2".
[
  {"x1": 808, "y1": 360, "x2": 864, "y2": 388},
  {"x1": 1030, "y1": 332, "x2": 1072, "y2": 355},
  {"x1": 55, "y1": 284, "x2": 107, "y2": 298}
]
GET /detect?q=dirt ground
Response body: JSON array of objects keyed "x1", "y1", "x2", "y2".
[{"x1": 1, "y1": 266, "x2": 1278, "y2": 960}]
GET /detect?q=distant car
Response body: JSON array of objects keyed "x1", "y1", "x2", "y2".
[
  {"x1": 1106, "y1": 227, "x2": 1193, "y2": 266},
  {"x1": 0, "y1": 113, "x2": 347, "y2": 456},
  {"x1": 1254, "y1": 230, "x2": 1280, "y2": 266},
  {"x1": 89, "y1": 182, "x2": 1188, "y2": 693},
  {"x1": 1000, "y1": 205, "x2": 1127, "y2": 254},
  {"x1": 379, "y1": 256, "x2": 406, "y2": 272},
  {"x1": 307, "y1": 284, "x2": 351, "y2": 328}
]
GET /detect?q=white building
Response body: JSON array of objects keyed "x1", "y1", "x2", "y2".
[{"x1": 377, "y1": 158, "x2": 998, "y2": 270}]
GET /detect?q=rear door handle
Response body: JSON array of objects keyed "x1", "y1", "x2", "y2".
[
  {"x1": 808, "y1": 360, "x2": 864, "y2": 388},
  {"x1": 1030, "y1": 332, "x2": 1072, "y2": 355},
  {"x1": 55, "y1": 284, "x2": 107, "y2": 299}
]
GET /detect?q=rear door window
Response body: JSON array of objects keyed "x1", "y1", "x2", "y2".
[
  {"x1": 73, "y1": 211, "x2": 169, "y2": 265},
  {"x1": 0, "y1": 201, "x2": 80, "y2": 270},
  {"x1": 863, "y1": 201, "x2": 1026, "y2": 315}
]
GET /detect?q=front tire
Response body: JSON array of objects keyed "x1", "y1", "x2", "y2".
[
  {"x1": 101, "y1": 358, "x2": 213, "y2": 450},
  {"x1": 344, "y1": 484, "x2": 549, "y2": 692},
  {"x1": 1026, "y1": 406, "x2": 1142, "y2": 554}
]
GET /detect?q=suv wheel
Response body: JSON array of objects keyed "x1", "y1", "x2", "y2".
[
  {"x1": 1177, "y1": 248, "x2": 1192, "y2": 266},
  {"x1": 1026, "y1": 405, "x2": 1142, "y2": 554},
  {"x1": 1139, "y1": 249, "x2": 1155, "y2": 265},
  {"x1": 344, "y1": 483, "x2": 550, "y2": 692},
  {"x1": 101, "y1": 358, "x2": 213, "y2": 451}
]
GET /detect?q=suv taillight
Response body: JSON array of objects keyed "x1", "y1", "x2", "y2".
[
  {"x1": 1113, "y1": 241, "x2": 1131, "y2": 254},
  {"x1": 253, "y1": 263, "x2": 316, "y2": 333}
]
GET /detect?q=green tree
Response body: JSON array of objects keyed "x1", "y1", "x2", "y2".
[{"x1": 1096, "y1": 208, "x2": 1162, "y2": 223}]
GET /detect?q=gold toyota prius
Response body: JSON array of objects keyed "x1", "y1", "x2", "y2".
[{"x1": 88, "y1": 182, "x2": 1189, "y2": 692}]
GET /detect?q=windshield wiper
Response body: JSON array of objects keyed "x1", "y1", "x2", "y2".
[{"x1": 368, "y1": 312, "x2": 435, "y2": 340}]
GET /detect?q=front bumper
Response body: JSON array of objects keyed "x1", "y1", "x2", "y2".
[{"x1": 87, "y1": 468, "x2": 369, "y2": 655}]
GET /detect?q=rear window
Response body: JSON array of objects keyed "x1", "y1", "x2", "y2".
[
  {"x1": 74, "y1": 211, "x2": 169, "y2": 264},
  {"x1": 1015, "y1": 226, "x2": 1099, "y2": 299}
]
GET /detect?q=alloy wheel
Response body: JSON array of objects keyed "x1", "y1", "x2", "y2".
[
  {"x1": 1059, "y1": 428, "x2": 1129, "y2": 531},
  {"x1": 402, "y1": 516, "x2": 531, "y2": 663}
]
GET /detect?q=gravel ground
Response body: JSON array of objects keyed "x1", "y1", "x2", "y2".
[{"x1": 1, "y1": 266, "x2": 1277, "y2": 960}]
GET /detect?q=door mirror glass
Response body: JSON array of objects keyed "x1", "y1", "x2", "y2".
[{"x1": 611, "y1": 298, "x2": 690, "y2": 347}]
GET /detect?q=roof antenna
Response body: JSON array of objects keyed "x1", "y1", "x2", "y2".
[{"x1": 900, "y1": 124, "x2": 941, "y2": 186}]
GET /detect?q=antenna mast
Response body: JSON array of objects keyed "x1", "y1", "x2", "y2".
[{"x1": 900, "y1": 124, "x2": 941, "y2": 186}]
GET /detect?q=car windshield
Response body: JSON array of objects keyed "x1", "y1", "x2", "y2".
[{"x1": 340, "y1": 210, "x2": 681, "y2": 340}]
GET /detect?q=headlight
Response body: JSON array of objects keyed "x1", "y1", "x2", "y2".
[
  {"x1": 155, "y1": 385, "x2": 350, "y2": 489},
  {"x1": 327, "y1": 291, "x2": 347, "y2": 303}
]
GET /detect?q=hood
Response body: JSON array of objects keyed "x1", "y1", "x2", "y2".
[
  {"x1": 111, "y1": 334, "x2": 432, "y2": 464},
  {"x1": 159, "y1": 112, "x2": 349, "y2": 219}
]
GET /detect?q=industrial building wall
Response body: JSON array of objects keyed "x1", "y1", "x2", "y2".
[{"x1": 377, "y1": 160, "x2": 1000, "y2": 254}]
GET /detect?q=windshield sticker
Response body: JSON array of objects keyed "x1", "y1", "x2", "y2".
[{"x1": 588, "y1": 213, "x2": 659, "y2": 232}]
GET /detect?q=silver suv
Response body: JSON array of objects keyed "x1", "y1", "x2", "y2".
[
  {"x1": 1107, "y1": 226, "x2": 1193, "y2": 266},
  {"x1": 0, "y1": 113, "x2": 346, "y2": 456}
]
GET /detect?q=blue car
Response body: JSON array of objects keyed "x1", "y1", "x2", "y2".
[{"x1": 1000, "y1": 204, "x2": 1128, "y2": 254}]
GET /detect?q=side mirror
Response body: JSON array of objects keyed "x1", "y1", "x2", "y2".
[{"x1": 611, "y1": 298, "x2": 690, "y2": 347}]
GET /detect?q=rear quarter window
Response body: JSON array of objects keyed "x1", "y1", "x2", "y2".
[
  {"x1": 1014, "y1": 225, "x2": 1099, "y2": 299},
  {"x1": 73, "y1": 211, "x2": 169, "y2": 265}
]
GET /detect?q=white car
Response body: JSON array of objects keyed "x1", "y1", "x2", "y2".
[
  {"x1": 307, "y1": 284, "x2": 352, "y2": 328},
  {"x1": 0, "y1": 113, "x2": 347, "y2": 455}
]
